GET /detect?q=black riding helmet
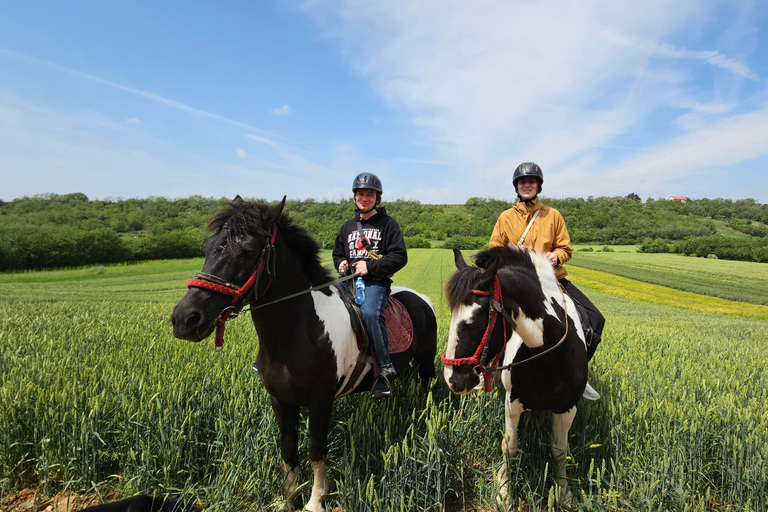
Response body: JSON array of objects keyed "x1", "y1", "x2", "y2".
[
  {"x1": 513, "y1": 162, "x2": 543, "y2": 200},
  {"x1": 352, "y1": 172, "x2": 383, "y2": 194}
]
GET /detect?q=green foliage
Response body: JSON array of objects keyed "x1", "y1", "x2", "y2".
[
  {"x1": 673, "y1": 235, "x2": 768, "y2": 262},
  {"x1": 1, "y1": 194, "x2": 767, "y2": 271},
  {"x1": 403, "y1": 236, "x2": 431, "y2": 249},
  {"x1": 441, "y1": 236, "x2": 488, "y2": 250},
  {"x1": 638, "y1": 237, "x2": 672, "y2": 253}
]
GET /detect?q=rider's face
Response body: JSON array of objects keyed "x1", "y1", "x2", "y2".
[
  {"x1": 516, "y1": 177, "x2": 539, "y2": 200},
  {"x1": 354, "y1": 189, "x2": 377, "y2": 212}
]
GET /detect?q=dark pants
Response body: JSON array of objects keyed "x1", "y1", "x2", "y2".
[
  {"x1": 357, "y1": 280, "x2": 393, "y2": 371},
  {"x1": 559, "y1": 278, "x2": 605, "y2": 359}
]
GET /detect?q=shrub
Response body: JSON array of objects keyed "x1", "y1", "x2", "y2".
[{"x1": 404, "y1": 236, "x2": 431, "y2": 249}]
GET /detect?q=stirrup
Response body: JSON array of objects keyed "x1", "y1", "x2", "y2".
[
  {"x1": 370, "y1": 375, "x2": 392, "y2": 399},
  {"x1": 582, "y1": 381, "x2": 600, "y2": 401}
]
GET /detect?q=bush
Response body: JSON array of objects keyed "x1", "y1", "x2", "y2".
[
  {"x1": 404, "y1": 236, "x2": 431, "y2": 249},
  {"x1": 638, "y1": 238, "x2": 672, "y2": 254},
  {"x1": 601, "y1": 246, "x2": 614, "y2": 252}
]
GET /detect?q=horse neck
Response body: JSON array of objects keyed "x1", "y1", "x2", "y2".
[
  {"x1": 248, "y1": 234, "x2": 320, "y2": 341},
  {"x1": 500, "y1": 268, "x2": 566, "y2": 349}
]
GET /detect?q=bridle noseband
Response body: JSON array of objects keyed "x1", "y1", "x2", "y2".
[
  {"x1": 441, "y1": 273, "x2": 569, "y2": 392},
  {"x1": 186, "y1": 223, "x2": 277, "y2": 350}
]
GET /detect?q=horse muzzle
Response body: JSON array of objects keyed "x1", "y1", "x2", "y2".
[{"x1": 171, "y1": 297, "x2": 217, "y2": 343}]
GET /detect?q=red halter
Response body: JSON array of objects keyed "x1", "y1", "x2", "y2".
[
  {"x1": 187, "y1": 224, "x2": 277, "y2": 349},
  {"x1": 441, "y1": 275, "x2": 510, "y2": 392}
]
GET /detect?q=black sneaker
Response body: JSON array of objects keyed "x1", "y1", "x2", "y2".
[
  {"x1": 250, "y1": 363, "x2": 259, "y2": 373},
  {"x1": 371, "y1": 376, "x2": 392, "y2": 399}
]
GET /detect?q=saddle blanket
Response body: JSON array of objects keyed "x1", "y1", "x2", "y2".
[{"x1": 383, "y1": 297, "x2": 414, "y2": 354}]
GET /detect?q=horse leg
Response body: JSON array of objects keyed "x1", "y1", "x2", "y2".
[
  {"x1": 271, "y1": 397, "x2": 301, "y2": 511},
  {"x1": 305, "y1": 399, "x2": 333, "y2": 512},
  {"x1": 497, "y1": 395, "x2": 524, "y2": 505},
  {"x1": 551, "y1": 406, "x2": 577, "y2": 506}
]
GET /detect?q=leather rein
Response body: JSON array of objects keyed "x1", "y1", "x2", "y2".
[
  {"x1": 186, "y1": 224, "x2": 278, "y2": 350},
  {"x1": 441, "y1": 274, "x2": 569, "y2": 392}
]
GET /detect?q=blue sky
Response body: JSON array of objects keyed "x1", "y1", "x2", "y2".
[{"x1": 1, "y1": 0, "x2": 767, "y2": 204}]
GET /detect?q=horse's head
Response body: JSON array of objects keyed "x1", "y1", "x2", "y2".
[
  {"x1": 442, "y1": 246, "x2": 550, "y2": 393},
  {"x1": 171, "y1": 195, "x2": 286, "y2": 343}
]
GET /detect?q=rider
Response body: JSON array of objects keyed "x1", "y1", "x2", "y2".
[
  {"x1": 489, "y1": 162, "x2": 604, "y2": 400},
  {"x1": 333, "y1": 173, "x2": 408, "y2": 399}
]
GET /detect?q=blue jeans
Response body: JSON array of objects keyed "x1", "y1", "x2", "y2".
[{"x1": 354, "y1": 280, "x2": 392, "y2": 370}]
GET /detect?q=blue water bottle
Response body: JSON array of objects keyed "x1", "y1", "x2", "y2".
[{"x1": 354, "y1": 277, "x2": 365, "y2": 305}]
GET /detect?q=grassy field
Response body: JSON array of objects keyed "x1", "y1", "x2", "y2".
[
  {"x1": 568, "y1": 249, "x2": 768, "y2": 306},
  {"x1": 1, "y1": 249, "x2": 767, "y2": 511}
]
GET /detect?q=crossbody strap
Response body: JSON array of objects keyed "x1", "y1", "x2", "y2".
[{"x1": 518, "y1": 209, "x2": 541, "y2": 245}]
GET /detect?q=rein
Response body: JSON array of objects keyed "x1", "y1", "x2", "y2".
[
  {"x1": 187, "y1": 224, "x2": 277, "y2": 350},
  {"x1": 441, "y1": 274, "x2": 569, "y2": 392}
]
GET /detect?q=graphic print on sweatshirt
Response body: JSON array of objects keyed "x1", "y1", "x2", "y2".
[{"x1": 347, "y1": 227, "x2": 382, "y2": 259}]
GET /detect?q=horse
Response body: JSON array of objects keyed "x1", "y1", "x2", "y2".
[
  {"x1": 170, "y1": 196, "x2": 437, "y2": 512},
  {"x1": 441, "y1": 246, "x2": 589, "y2": 506}
]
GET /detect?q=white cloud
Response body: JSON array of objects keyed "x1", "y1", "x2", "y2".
[
  {"x1": 272, "y1": 105, "x2": 292, "y2": 116},
  {"x1": 245, "y1": 134, "x2": 278, "y2": 146},
  {"x1": 302, "y1": 0, "x2": 765, "y2": 201},
  {"x1": 236, "y1": 148, "x2": 247, "y2": 158},
  {"x1": 126, "y1": 118, "x2": 141, "y2": 125}
]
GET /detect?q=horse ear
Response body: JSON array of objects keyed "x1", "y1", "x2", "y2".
[
  {"x1": 478, "y1": 255, "x2": 501, "y2": 287},
  {"x1": 231, "y1": 195, "x2": 245, "y2": 206},
  {"x1": 453, "y1": 248, "x2": 468, "y2": 269},
  {"x1": 267, "y1": 195, "x2": 287, "y2": 225}
]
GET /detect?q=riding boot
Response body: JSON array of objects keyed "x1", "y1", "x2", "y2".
[{"x1": 371, "y1": 374, "x2": 392, "y2": 398}]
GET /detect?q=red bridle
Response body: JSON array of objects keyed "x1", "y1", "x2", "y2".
[
  {"x1": 441, "y1": 275, "x2": 512, "y2": 392},
  {"x1": 186, "y1": 224, "x2": 277, "y2": 350}
]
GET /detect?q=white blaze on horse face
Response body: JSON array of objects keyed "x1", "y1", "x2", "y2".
[
  {"x1": 311, "y1": 288, "x2": 359, "y2": 381},
  {"x1": 443, "y1": 302, "x2": 483, "y2": 385}
]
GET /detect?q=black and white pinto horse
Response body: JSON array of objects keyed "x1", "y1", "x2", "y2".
[
  {"x1": 171, "y1": 197, "x2": 437, "y2": 512},
  {"x1": 442, "y1": 246, "x2": 588, "y2": 505}
]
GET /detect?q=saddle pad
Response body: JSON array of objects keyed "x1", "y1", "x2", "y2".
[{"x1": 384, "y1": 297, "x2": 414, "y2": 354}]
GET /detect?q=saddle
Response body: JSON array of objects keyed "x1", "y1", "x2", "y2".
[
  {"x1": 571, "y1": 298, "x2": 601, "y2": 360},
  {"x1": 333, "y1": 283, "x2": 414, "y2": 354},
  {"x1": 333, "y1": 283, "x2": 414, "y2": 397}
]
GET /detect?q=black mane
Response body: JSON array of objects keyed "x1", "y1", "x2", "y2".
[
  {"x1": 207, "y1": 200, "x2": 332, "y2": 286},
  {"x1": 445, "y1": 245, "x2": 536, "y2": 310}
]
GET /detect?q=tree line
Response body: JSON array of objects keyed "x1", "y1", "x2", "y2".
[{"x1": 1, "y1": 192, "x2": 766, "y2": 270}]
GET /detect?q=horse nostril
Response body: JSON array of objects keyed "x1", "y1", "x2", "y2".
[{"x1": 185, "y1": 311, "x2": 202, "y2": 329}]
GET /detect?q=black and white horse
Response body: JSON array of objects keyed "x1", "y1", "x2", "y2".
[
  {"x1": 442, "y1": 247, "x2": 588, "y2": 505},
  {"x1": 171, "y1": 197, "x2": 437, "y2": 512}
]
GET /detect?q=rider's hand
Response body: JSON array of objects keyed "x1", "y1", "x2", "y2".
[
  {"x1": 338, "y1": 260, "x2": 349, "y2": 274},
  {"x1": 352, "y1": 260, "x2": 369, "y2": 276},
  {"x1": 546, "y1": 251, "x2": 559, "y2": 268}
]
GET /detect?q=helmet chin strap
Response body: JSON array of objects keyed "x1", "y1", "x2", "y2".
[{"x1": 518, "y1": 194, "x2": 538, "y2": 203}]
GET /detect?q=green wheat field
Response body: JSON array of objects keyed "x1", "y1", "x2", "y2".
[{"x1": 1, "y1": 249, "x2": 767, "y2": 511}]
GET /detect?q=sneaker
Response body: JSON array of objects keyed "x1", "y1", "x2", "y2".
[
  {"x1": 582, "y1": 381, "x2": 601, "y2": 401},
  {"x1": 371, "y1": 376, "x2": 392, "y2": 399},
  {"x1": 251, "y1": 363, "x2": 259, "y2": 373},
  {"x1": 380, "y1": 364, "x2": 397, "y2": 380}
]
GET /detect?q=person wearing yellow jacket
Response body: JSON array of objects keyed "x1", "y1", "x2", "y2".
[{"x1": 489, "y1": 162, "x2": 604, "y2": 400}]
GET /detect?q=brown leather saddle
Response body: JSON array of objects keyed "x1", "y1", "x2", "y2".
[{"x1": 333, "y1": 282, "x2": 414, "y2": 354}]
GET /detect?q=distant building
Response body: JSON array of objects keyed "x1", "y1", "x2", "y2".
[{"x1": 668, "y1": 196, "x2": 688, "y2": 203}]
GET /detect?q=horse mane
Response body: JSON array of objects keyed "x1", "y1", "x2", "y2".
[
  {"x1": 207, "y1": 200, "x2": 332, "y2": 286},
  {"x1": 445, "y1": 244, "x2": 541, "y2": 310}
]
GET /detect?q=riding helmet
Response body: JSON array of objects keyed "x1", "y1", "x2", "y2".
[
  {"x1": 352, "y1": 172, "x2": 383, "y2": 194},
  {"x1": 512, "y1": 162, "x2": 544, "y2": 188}
]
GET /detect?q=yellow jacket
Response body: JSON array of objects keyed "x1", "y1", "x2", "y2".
[{"x1": 488, "y1": 200, "x2": 572, "y2": 279}]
